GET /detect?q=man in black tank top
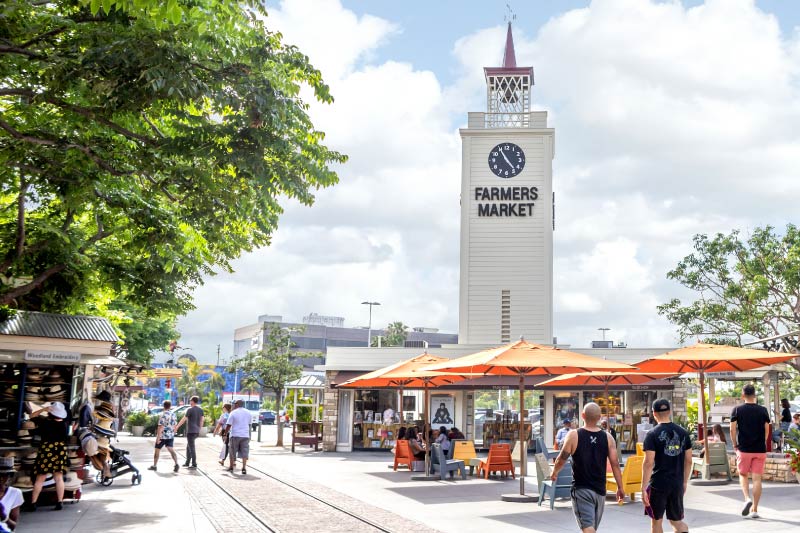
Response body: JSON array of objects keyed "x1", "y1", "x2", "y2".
[{"x1": 551, "y1": 402, "x2": 624, "y2": 533}]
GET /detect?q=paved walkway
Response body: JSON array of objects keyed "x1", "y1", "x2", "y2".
[{"x1": 16, "y1": 427, "x2": 800, "y2": 532}]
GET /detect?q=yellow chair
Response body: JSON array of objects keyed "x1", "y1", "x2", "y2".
[
  {"x1": 636, "y1": 442, "x2": 644, "y2": 456},
  {"x1": 451, "y1": 440, "x2": 480, "y2": 475},
  {"x1": 607, "y1": 455, "x2": 644, "y2": 502}
]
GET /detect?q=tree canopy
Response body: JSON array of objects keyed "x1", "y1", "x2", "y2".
[
  {"x1": 372, "y1": 321, "x2": 409, "y2": 347},
  {"x1": 657, "y1": 224, "x2": 800, "y2": 370},
  {"x1": 0, "y1": 0, "x2": 344, "y2": 362}
]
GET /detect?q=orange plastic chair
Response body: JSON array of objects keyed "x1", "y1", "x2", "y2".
[
  {"x1": 393, "y1": 440, "x2": 412, "y2": 471},
  {"x1": 478, "y1": 443, "x2": 515, "y2": 479},
  {"x1": 636, "y1": 443, "x2": 644, "y2": 456}
]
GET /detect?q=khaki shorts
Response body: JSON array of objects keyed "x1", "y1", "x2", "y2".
[{"x1": 229, "y1": 436, "x2": 250, "y2": 460}]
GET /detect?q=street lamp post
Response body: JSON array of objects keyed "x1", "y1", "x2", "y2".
[
  {"x1": 361, "y1": 301, "x2": 381, "y2": 347},
  {"x1": 598, "y1": 327, "x2": 610, "y2": 341}
]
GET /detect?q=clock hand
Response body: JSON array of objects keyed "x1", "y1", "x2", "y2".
[{"x1": 500, "y1": 150, "x2": 513, "y2": 167}]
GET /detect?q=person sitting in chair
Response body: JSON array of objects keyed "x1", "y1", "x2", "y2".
[{"x1": 405, "y1": 428, "x2": 426, "y2": 460}]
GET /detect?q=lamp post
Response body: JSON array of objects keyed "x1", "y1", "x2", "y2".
[
  {"x1": 361, "y1": 301, "x2": 381, "y2": 347},
  {"x1": 598, "y1": 327, "x2": 610, "y2": 341}
]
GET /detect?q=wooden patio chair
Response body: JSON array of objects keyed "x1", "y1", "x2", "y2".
[
  {"x1": 534, "y1": 453, "x2": 551, "y2": 497},
  {"x1": 691, "y1": 442, "x2": 731, "y2": 481},
  {"x1": 478, "y1": 443, "x2": 515, "y2": 479},
  {"x1": 539, "y1": 461, "x2": 573, "y2": 509},
  {"x1": 430, "y1": 443, "x2": 467, "y2": 480},
  {"x1": 451, "y1": 440, "x2": 481, "y2": 475},
  {"x1": 393, "y1": 440, "x2": 412, "y2": 471},
  {"x1": 607, "y1": 455, "x2": 644, "y2": 502},
  {"x1": 535, "y1": 436, "x2": 557, "y2": 460}
]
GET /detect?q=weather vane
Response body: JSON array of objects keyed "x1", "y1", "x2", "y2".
[{"x1": 505, "y1": 3, "x2": 516, "y2": 23}]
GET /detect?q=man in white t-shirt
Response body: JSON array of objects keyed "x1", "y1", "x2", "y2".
[{"x1": 225, "y1": 400, "x2": 251, "y2": 475}]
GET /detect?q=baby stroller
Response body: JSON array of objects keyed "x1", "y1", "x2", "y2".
[{"x1": 95, "y1": 445, "x2": 142, "y2": 486}]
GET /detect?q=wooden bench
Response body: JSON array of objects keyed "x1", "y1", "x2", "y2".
[{"x1": 291, "y1": 421, "x2": 323, "y2": 452}]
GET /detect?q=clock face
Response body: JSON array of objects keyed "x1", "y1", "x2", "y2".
[{"x1": 488, "y1": 142, "x2": 525, "y2": 178}]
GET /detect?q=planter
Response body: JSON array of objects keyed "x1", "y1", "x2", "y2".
[
  {"x1": 132, "y1": 426, "x2": 145, "y2": 437},
  {"x1": 796, "y1": 472, "x2": 800, "y2": 484},
  {"x1": 199, "y1": 427, "x2": 208, "y2": 437}
]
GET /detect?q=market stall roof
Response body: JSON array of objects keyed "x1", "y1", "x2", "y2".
[
  {"x1": 0, "y1": 311, "x2": 119, "y2": 342},
  {"x1": 285, "y1": 374, "x2": 325, "y2": 390}
]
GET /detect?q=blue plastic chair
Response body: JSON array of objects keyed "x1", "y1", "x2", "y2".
[
  {"x1": 430, "y1": 443, "x2": 467, "y2": 480},
  {"x1": 539, "y1": 461, "x2": 573, "y2": 509},
  {"x1": 535, "y1": 436, "x2": 557, "y2": 460}
]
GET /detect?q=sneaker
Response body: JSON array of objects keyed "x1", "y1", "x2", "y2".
[
  {"x1": 188, "y1": 465, "x2": 197, "y2": 470},
  {"x1": 147, "y1": 465, "x2": 157, "y2": 471},
  {"x1": 227, "y1": 467, "x2": 234, "y2": 473},
  {"x1": 54, "y1": 502, "x2": 63, "y2": 511},
  {"x1": 22, "y1": 502, "x2": 36, "y2": 513},
  {"x1": 173, "y1": 464, "x2": 180, "y2": 473},
  {"x1": 742, "y1": 501, "x2": 753, "y2": 516},
  {"x1": 749, "y1": 512, "x2": 760, "y2": 519},
  {"x1": 241, "y1": 468, "x2": 246, "y2": 475}
]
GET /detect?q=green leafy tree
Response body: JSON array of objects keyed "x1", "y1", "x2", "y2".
[
  {"x1": 176, "y1": 360, "x2": 203, "y2": 403},
  {"x1": 372, "y1": 321, "x2": 409, "y2": 347},
  {"x1": 0, "y1": 0, "x2": 345, "y2": 363},
  {"x1": 227, "y1": 324, "x2": 302, "y2": 446},
  {"x1": 203, "y1": 369, "x2": 226, "y2": 399},
  {"x1": 657, "y1": 225, "x2": 800, "y2": 371}
]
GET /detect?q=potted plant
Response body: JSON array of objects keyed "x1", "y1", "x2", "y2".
[
  {"x1": 785, "y1": 429, "x2": 800, "y2": 483},
  {"x1": 126, "y1": 411, "x2": 149, "y2": 437}
]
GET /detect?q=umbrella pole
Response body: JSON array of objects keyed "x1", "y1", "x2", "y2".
[
  {"x1": 604, "y1": 381, "x2": 610, "y2": 419},
  {"x1": 501, "y1": 374, "x2": 537, "y2": 502},
  {"x1": 425, "y1": 386, "x2": 430, "y2": 474},
  {"x1": 519, "y1": 375, "x2": 526, "y2": 495},
  {"x1": 699, "y1": 371, "x2": 709, "y2": 460}
]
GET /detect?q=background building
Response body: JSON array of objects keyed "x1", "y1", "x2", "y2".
[{"x1": 233, "y1": 314, "x2": 458, "y2": 370}]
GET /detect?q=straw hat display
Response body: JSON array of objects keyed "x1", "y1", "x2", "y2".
[
  {"x1": 95, "y1": 436, "x2": 111, "y2": 451},
  {"x1": 13, "y1": 474, "x2": 33, "y2": 489},
  {"x1": 93, "y1": 418, "x2": 115, "y2": 437},
  {"x1": 94, "y1": 401, "x2": 115, "y2": 419},
  {"x1": 0, "y1": 457, "x2": 14, "y2": 476},
  {"x1": 89, "y1": 452, "x2": 108, "y2": 472},
  {"x1": 63, "y1": 473, "x2": 81, "y2": 491}
]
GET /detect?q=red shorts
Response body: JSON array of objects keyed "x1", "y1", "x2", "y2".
[{"x1": 736, "y1": 451, "x2": 766, "y2": 475}]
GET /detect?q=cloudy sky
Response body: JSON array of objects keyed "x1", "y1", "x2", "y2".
[{"x1": 176, "y1": 0, "x2": 800, "y2": 364}]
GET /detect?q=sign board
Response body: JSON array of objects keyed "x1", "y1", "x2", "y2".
[
  {"x1": 631, "y1": 385, "x2": 650, "y2": 391},
  {"x1": 706, "y1": 372, "x2": 736, "y2": 378},
  {"x1": 24, "y1": 350, "x2": 80, "y2": 364}
]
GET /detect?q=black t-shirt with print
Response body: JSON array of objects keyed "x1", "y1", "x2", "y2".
[
  {"x1": 643, "y1": 422, "x2": 692, "y2": 490},
  {"x1": 730, "y1": 403, "x2": 770, "y2": 453}
]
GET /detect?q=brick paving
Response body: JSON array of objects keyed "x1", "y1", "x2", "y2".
[{"x1": 191, "y1": 437, "x2": 438, "y2": 533}]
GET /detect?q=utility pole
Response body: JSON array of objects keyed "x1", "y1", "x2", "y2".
[{"x1": 216, "y1": 344, "x2": 220, "y2": 366}]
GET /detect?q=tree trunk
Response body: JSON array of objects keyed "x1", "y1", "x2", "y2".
[{"x1": 275, "y1": 389, "x2": 284, "y2": 447}]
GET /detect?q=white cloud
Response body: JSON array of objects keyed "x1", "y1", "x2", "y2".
[{"x1": 178, "y1": 0, "x2": 800, "y2": 361}]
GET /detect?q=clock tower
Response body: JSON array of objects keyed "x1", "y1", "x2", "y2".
[{"x1": 458, "y1": 23, "x2": 554, "y2": 345}]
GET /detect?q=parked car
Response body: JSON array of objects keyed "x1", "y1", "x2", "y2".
[
  {"x1": 148, "y1": 407, "x2": 164, "y2": 416},
  {"x1": 259, "y1": 410, "x2": 276, "y2": 425}
]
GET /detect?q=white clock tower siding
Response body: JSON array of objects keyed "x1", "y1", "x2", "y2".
[{"x1": 458, "y1": 24, "x2": 554, "y2": 346}]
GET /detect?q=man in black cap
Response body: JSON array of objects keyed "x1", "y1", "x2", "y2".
[
  {"x1": 730, "y1": 383, "x2": 770, "y2": 519},
  {"x1": 642, "y1": 399, "x2": 692, "y2": 533}
]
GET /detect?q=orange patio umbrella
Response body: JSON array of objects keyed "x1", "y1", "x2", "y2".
[
  {"x1": 338, "y1": 353, "x2": 473, "y2": 479},
  {"x1": 426, "y1": 339, "x2": 635, "y2": 501},
  {"x1": 636, "y1": 342, "x2": 797, "y2": 459},
  {"x1": 537, "y1": 371, "x2": 680, "y2": 418}
]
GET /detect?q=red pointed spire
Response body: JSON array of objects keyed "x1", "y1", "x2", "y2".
[{"x1": 502, "y1": 22, "x2": 517, "y2": 68}]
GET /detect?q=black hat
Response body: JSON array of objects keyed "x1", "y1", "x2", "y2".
[
  {"x1": 652, "y1": 399, "x2": 671, "y2": 413},
  {"x1": 95, "y1": 390, "x2": 112, "y2": 402}
]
